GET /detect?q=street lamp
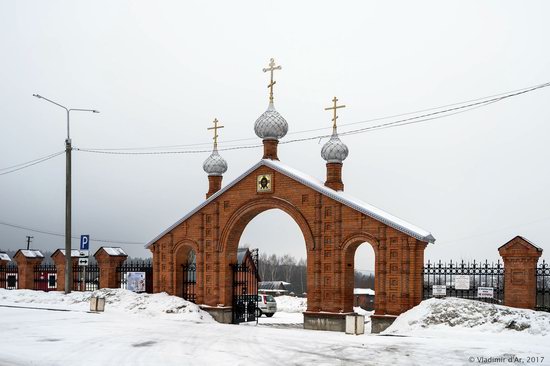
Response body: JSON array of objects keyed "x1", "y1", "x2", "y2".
[{"x1": 33, "y1": 94, "x2": 99, "y2": 294}]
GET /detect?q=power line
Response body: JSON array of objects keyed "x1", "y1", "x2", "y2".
[
  {"x1": 0, "y1": 220, "x2": 144, "y2": 245},
  {"x1": 78, "y1": 81, "x2": 550, "y2": 153},
  {"x1": 0, "y1": 151, "x2": 65, "y2": 176}
]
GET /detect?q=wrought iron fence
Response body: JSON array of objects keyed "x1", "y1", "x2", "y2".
[
  {"x1": 181, "y1": 263, "x2": 196, "y2": 303},
  {"x1": 1, "y1": 264, "x2": 18, "y2": 289},
  {"x1": 33, "y1": 264, "x2": 57, "y2": 291},
  {"x1": 72, "y1": 264, "x2": 100, "y2": 291},
  {"x1": 117, "y1": 261, "x2": 153, "y2": 293},
  {"x1": 536, "y1": 259, "x2": 550, "y2": 312},
  {"x1": 423, "y1": 260, "x2": 504, "y2": 304}
]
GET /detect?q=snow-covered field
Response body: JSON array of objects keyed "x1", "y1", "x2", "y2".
[{"x1": 1, "y1": 289, "x2": 548, "y2": 366}]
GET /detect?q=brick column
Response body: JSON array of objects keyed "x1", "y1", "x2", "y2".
[
  {"x1": 51, "y1": 249, "x2": 78, "y2": 291},
  {"x1": 324, "y1": 163, "x2": 344, "y2": 191},
  {"x1": 498, "y1": 236, "x2": 543, "y2": 309},
  {"x1": 0, "y1": 255, "x2": 10, "y2": 289},
  {"x1": 206, "y1": 175, "x2": 223, "y2": 198},
  {"x1": 13, "y1": 250, "x2": 44, "y2": 290},
  {"x1": 94, "y1": 247, "x2": 128, "y2": 289},
  {"x1": 262, "y1": 139, "x2": 279, "y2": 160}
]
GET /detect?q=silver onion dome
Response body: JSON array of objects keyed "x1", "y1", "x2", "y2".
[
  {"x1": 321, "y1": 130, "x2": 349, "y2": 163},
  {"x1": 203, "y1": 149, "x2": 228, "y2": 176},
  {"x1": 254, "y1": 102, "x2": 288, "y2": 140}
]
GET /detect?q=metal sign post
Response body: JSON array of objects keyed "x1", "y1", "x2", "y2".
[{"x1": 79, "y1": 235, "x2": 90, "y2": 292}]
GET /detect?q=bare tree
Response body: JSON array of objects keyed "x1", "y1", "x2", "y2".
[{"x1": 281, "y1": 254, "x2": 296, "y2": 283}]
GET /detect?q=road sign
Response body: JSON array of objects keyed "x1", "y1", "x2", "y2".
[
  {"x1": 477, "y1": 287, "x2": 494, "y2": 298},
  {"x1": 432, "y1": 285, "x2": 446, "y2": 296},
  {"x1": 455, "y1": 275, "x2": 470, "y2": 290},
  {"x1": 79, "y1": 250, "x2": 89, "y2": 257},
  {"x1": 78, "y1": 257, "x2": 89, "y2": 266},
  {"x1": 80, "y1": 235, "x2": 90, "y2": 251}
]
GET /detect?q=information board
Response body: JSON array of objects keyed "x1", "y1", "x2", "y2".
[{"x1": 455, "y1": 275, "x2": 470, "y2": 290}]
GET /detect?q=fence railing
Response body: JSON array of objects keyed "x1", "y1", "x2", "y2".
[
  {"x1": 72, "y1": 265, "x2": 100, "y2": 292},
  {"x1": 536, "y1": 259, "x2": 550, "y2": 312},
  {"x1": 117, "y1": 261, "x2": 153, "y2": 293},
  {"x1": 423, "y1": 260, "x2": 505, "y2": 304},
  {"x1": 1, "y1": 264, "x2": 18, "y2": 289}
]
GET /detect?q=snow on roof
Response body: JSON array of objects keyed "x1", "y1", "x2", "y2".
[
  {"x1": 56, "y1": 249, "x2": 82, "y2": 258},
  {"x1": 0, "y1": 252, "x2": 11, "y2": 261},
  {"x1": 146, "y1": 159, "x2": 435, "y2": 247},
  {"x1": 18, "y1": 250, "x2": 44, "y2": 258},
  {"x1": 99, "y1": 247, "x2": 127, "y2": 256},
  {"x1": 354, "y1": 288, "x2": 375, "y2": 295}
]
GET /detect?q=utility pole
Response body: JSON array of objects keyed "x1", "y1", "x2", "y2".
[
  {"x1": 26, "y1": 236, "x2": 33, "y2": 250},
  {"x1": 33, "y1": 94, "x2": 99, "y2": 294}
]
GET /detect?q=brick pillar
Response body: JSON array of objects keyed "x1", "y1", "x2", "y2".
[
  {"x1": 206, "y1": 175, "x2": 223, "y2": 199},
  {"x1": 262, "y1": 139, "x2": 279, "y2": 160},
  {"x1": 0, "y1": 258, "x2": 9, "y2": 289},
  {"x1": 51, "y1": 250, "x2": 76, "y2": 291},
  {"x1": 13, "y1": 250, "x2": 44, "y2": 290},
  {"x1": 498, "y1": 236, "x2": 543, "y2": 309},
  {"x1": 324, "y1": 163, "x2": 344, "y2": 191},
  {"x1": 94, "y1": 248, "x2": 127, "y2": 289}
]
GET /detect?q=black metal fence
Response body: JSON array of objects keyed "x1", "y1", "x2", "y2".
[
  {"x1": 72, "y1": 265, "x2": 100, "y2": 291},
  {"x1": 33, "y1": 264, "x2": 57, "y2": 291},
  {"x1": 536, "y1": 260, "x2": 550, "y2": 312},
  {"x1": 423, "y1": 260, "x2": 505, "y2": 304},
  {"x1": 1, "y1": 264, "x2": 18, "y2": 289},
  {"x1": 181, "y1": 263, "x2": 196, "y2": 302},
  {"x1": 117, "y1": 261, "x2": 153, "y2": 293},
  {"x1": 232, "y1": 248, "x2": 259, "y2": 324}
]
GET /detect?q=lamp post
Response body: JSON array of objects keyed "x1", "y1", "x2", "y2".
[{"x1": 33, "y1": 94, "x2": 99, "y2": 294}]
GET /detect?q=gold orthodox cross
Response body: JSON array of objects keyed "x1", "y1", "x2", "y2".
[
  {"x1": 324, "y1": 96, "x2": 346, "y2": 130},
  {"x1": 262, "y1": 58, "x2": 282, "y2": 103},
  {"x1": 207, "y1": 118, "x2": 224, "y2": 150}
]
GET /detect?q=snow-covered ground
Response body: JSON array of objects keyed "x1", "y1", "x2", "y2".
[{"x1": 1, "y1": 290, "x2": 548, "y2": 366}]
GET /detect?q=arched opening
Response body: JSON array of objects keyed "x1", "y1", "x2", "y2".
[
  {"x1": 174, "y1": 242, "x2": 197, "y2": 302},
  {"x1": 353, "y1": 243, "x2": 376, "y2": 312},
  {"x1": 219, "y1": 198, "x2": 315, "y2": 317},
  {"x1": 342, "y1": 234, "x2": 379, "y2": 313}
]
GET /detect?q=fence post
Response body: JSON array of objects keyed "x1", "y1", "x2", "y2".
[
  {"x1": 498, "y1": 236, "x2": 543, "y2": 309},
  {"x1": 94, "y1": 247, "x2": 128, "y2": 289},
  {"x1": 13, "y1": 250, "x2": 44, "y2": 290}
]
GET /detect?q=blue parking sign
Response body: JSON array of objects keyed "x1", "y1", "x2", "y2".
[{"x1": 80, "y1": 235, "x2": 90, "y2": 250}]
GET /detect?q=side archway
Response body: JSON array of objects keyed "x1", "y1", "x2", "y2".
[
  {"x1": 341, "y1": 233, "x2": 380, "y2": 313},
  {"x1": 172, "y1": 239, "x2": 199, "y2": 300}
]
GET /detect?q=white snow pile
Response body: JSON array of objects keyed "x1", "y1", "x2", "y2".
[
  {"x1": 275, "y1": 295, "x2": 307, "y2": 313},
  {"x1": 383, "y1": 297, "x2": 550, "y2": 336},
  {"x1": 0, "y1": 288, "x2": 214, "y2": 323}
]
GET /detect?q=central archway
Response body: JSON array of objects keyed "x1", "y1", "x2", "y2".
[{"x1": 218, "y1": 197, "x2": 316, "y2": 309}]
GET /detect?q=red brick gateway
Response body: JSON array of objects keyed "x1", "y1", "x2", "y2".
[{"x1": 145, "y1": 59, "x2": 436, "y2": 332}]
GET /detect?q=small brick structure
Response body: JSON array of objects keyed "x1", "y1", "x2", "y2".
[
  {"x1": 499, "y1": 236, "x2": 543, "y2": 309},
  {"x1": 51, "y1": 249, "x2": 81, "y2": 291},
  {"x1": 94, "y1": 247, "x2": 128, "y2": 289},
  {"x1": 0, "y1": 252, "x2": 12, "y2": 289},
  {"x1": 13, "y1": 250, "x2": 44, "y2": 289}
]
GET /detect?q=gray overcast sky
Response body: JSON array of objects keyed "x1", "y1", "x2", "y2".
[{"x1": 1, "y1": 1, "x2": 549, "y2": 271}]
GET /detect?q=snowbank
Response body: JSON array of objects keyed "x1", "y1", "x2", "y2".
[
  {"x1": 383, "y1": 297, "x2": 550, "y2": 336},
  {"x1": 275, "y1": 295, "x2": 307, "y2": 313},
  {"x1": 0, "y1": 288, "x2": 214, "y2": 323}
]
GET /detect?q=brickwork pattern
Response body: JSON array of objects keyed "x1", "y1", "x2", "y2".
[{"x1": 149, "y1": 163, "x2": 429, "y2": 316}]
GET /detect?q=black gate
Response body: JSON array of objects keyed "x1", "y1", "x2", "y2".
[
  {"x1": 536, "y1": 259, "x2": 550, "y2": 312},
  {"x1": 1, "y1": 264, "x2": 18, "y2": 289},
  {"x1": 232, "y1": 248, "x2": 259, "y2": 324},
  {"x1": 182, "y1": 263, "x2": 196, "y2": 303},
  {"x1": 33, "y1": 265, "x2": 57, "y2": 291}
]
